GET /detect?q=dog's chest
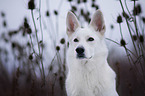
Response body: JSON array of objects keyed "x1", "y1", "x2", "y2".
[{"x1": 68, "y1": 69, "x2": 110, "y2": 96}]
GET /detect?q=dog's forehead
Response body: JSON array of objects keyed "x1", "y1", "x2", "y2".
[{"x1": 75, "y1": 27, "x2": 96, "y2": 37}]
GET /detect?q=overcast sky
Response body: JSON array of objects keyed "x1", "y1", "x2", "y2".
[{"x1": 0, "y1": 0, "x2": 144, "y2": 37}]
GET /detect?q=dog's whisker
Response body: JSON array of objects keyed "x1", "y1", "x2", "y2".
[{"x1": 85, "y1": 56, "x2": 92, "y2": 60}]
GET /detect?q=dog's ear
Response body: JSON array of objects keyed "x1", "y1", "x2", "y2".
[
  {"x1": 89, "y1": 10, "x2": 106, "y2": 35},
  {"x1": 66, "y1": 11, "x2": 80, "y2": 37}
]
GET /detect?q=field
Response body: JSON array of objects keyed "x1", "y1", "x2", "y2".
[{"x1": 0, "y1": 0, "x2": 145, "y2": 96}]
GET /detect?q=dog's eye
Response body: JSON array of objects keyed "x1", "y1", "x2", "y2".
[
  {"x1": 88, "y1": 37, "x2": 94, "y2": 41},
  {"x1": 74, "y1": 38, "x2": 79, "y2": 42}
]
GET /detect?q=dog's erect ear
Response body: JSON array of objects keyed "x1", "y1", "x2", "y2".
[
  {"x1": 66, "y1": 11, "x2": 80, "y2": 37},
  {"x1": 89, "y1": 10, "x2": 106, "y2": 35}
]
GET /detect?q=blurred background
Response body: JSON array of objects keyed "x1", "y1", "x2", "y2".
[{"x1": 0, "y1": 0, "x2": 145, "y2": 96}]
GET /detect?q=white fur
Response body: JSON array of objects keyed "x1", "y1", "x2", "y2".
[{"x1": 65, "y1": 10, "x2": 119, "y2": 96}]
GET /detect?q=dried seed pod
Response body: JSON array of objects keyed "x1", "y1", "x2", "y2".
[
  {"x1": 56, "y1": 46, "x2": 60, "y2": 51},
  {"x1": 28, "y1": 0, "x2": 35, "y2": 10},
  {"x1": 117, "y1": 15, "x2": 123, "y2": 23},
  {"x1": 60, "y1": 38, "x2": 65, "y2": 44},
  {"x1": 120, "y1": 39, "x2": 126, "y2": 46}
]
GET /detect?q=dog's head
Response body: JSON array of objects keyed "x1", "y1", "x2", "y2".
[{"x1": 66, "y1": 10, "x2": 107, "y2": 61}]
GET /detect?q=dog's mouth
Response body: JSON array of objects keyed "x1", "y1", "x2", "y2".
[
  {"x1": 77, "y1": 54, "x2": 92, "y2": 60},
  {"x1": 77, "y1": 53, "x2": 85, "y2": 59}
]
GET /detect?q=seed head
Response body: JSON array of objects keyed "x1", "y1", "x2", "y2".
[
  {"x1": 68, "y1": 0, "x2": 73, "y2": 2},
  {"x1": 80, "y1": 9, "x2": 84, "y2": 15},
  {"x1": 3, "y1": 20, "x2": 7, "y2": 27},
  {"x1": 84, "y1": 14, "x2": 89, "y2": 22},
  {"x1": 49, "y1": 65, "x2": 53, "y2": 71},
  {"x1": 1, "y1": 12, "x2": 5, "y2": 17},
  {"x1": 120, "y1": 39, "x2": 126, "y2": 46},
  {"x1": 110, "y1": 24, "x2": 114, "y2": 29},
  {"x1": 67, "y1": 42, "x2": 69, "y2": 48},
  {"x1": 24, "y1": 19, "x2": 29, "y2": 29},
  {"x1": 56, "y1": 46, "x2": 60, "y2": 51},
  {"x1": 95, "y1": 5, "x2": 99, "y2": 10},
  {"x1": 27, "y1": 28, "x2": 32, "y2": 34},
  {"x1": 83, "y1": 0, "x2": 87, "y2": 3},
  {"x1": 86, "y1": 11, "x2": 90, "y2": 16},
  {"x1": 88, "y1": 18, "x2": 91, "y2": 23},
  {"x1": 71, "y1": 6, "x2": 77, "y2": 12},
  {"x1": 60, "y1": 38, "x2": 65, "y2": 44},
  {"x1": 133, "y1": 4, "x2": 142, "y2": 16},
  {"x1": 41, "y1": 43, "x2": 45, "y2": 48},
  {"x1": 12, "y1": 42, "x2": 16, "y2": 48},
  {"x1": 24, "y1": 17, "x2": 28, "y2": 22},
  {"x1": 54, "y1": 10, "x2": 58, "y2": 15},
  {"x1": 131, "y1": 0, "x2": 138, "y2": 1},
  {"x1": 29, "y1": 54, "x2": 33, "y2": 60},
  {"x1": 27, "y1": 42, "x2": 31, "y2": 47},
  {"x1": 28, "y1": 0, "x2": 35, "y2": 10},
  {"x1": 117, "y1": 15, "x2": 123, "y2": 23},
  {"x1": 122, "y1": 11, "x2": 129, "y2": 19},
  {"x1": 139, "y1": 35, "x2": 144, "y2": 43},
  {"x1": 77, "y1": 0, "x2": 81, "y2": 4},
  {"x1": 91, "y1": 3, "x2": 95, "y2": 8},
  {"x1": 59, "y1": 76, "x2": 63, "y2": 81},
  {"x1": 46, "y1": 11, "x2": 50, "y2": 17},
  {"x1": 142, "y1": 17, "x2": 145, "y2": 23},
  {"x1": 132, "y1": 35, "x2": 137, "y2": 41}
]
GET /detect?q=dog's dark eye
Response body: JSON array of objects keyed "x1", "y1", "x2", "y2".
[
  {"x1": 74, "y1": 38, "x2": 79, "y2": 42},
  {"x1": 88, "y1": 37, "x2": 94, "y2": 41}
]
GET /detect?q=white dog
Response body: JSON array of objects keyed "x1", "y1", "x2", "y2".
[{"x1": 65, "y1": 10, "x2": 119, "y2": 96}]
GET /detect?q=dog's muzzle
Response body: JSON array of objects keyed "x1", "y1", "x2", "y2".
[{"x1": 76, "y1": 47, "x2": 85, "y2": 59}]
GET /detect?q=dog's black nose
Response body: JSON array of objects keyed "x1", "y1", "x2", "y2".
[{"x1": 76, "y1": 47, "x2": 84, "y2": 54}]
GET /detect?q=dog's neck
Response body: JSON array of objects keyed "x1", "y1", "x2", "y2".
[{"x1": 68, "y1": 54, "x2": 108, "y2": 74}]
